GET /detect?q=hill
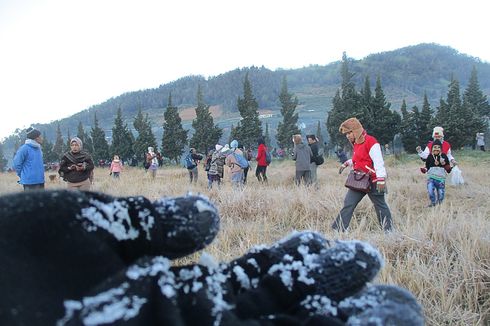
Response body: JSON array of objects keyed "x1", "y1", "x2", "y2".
[{"x1": 3, "y1": 43, "x2": 490, "y2": 157}]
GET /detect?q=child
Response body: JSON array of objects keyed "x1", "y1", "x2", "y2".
[
  {"x1": 109, "y1": 155, "x2": 123, "y2": 179},
  {"x1": 420, "y1": 139, "x2": 452, "y2": 206}
]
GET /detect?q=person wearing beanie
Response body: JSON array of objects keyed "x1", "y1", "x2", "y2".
[
  {"x1": 206, "y1": 144, "x2": 226, "y2": 189},
  {"x1": 58, "y1": 137, "x2": 94, "y2": 190},
  {"x1": 416, "y1": 126, "x2": 457, "y2": 165},
  {"x1": 225, "y1": 139, "x2": 245, "y2": 188},
  {"x1": 186, "y1": 148, "x2": 204, "y2": 184},
  {"x1": 334, "y1": 118, "x2": 393, "y2": 232},
  {"x1": 13, "y1": 127, "x2": 45, "y2": 190},
  {"x1": 420, "y1": 139, "x2": 452, "y2": 206}
]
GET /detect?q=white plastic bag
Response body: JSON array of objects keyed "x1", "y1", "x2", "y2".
[{"x1": 451, "y1": 166, "x2": 464, "y2": 185}]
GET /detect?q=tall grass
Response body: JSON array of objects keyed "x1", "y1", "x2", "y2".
[{"x1": 1, "y1": 154, "x2": 489, "y2": 325}]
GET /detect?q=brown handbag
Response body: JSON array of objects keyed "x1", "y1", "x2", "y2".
[{"x1": 345, "y1": 170, "x2": 371, "y2": 193}]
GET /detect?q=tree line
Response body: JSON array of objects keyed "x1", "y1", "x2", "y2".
[
  {"x1": 327, "y1": 53, "x2": 489, "y2": 152},
  {"x1": 1, "y1": 52, "x2": 488, "y2": 170}
]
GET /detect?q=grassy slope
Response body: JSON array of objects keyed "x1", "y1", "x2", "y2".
[{"x1": 0, "y1": 150, "x2": 489, "y2": 325}]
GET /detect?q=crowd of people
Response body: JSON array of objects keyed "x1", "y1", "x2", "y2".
[{"x1": 12, "y1": 118, "x2": 475, "y2": 232}]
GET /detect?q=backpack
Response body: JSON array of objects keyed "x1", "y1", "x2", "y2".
[
  {"x1": 315, "y1": 155, "x2": 324, "y2": 165},
  {"x1": 185, "y1": 154, "x2": 196, "y2": 169},
  {"x1": 233, "y1": 152, "x2": 249, "y2": 168},
  {"x1": 265, "y1": 151, "x2": 272, "y2": 165},
  {"x1": 204, "y1": 157, "x2": 211, "y2": 172},
  {"x1": 144, "y1": 153, "x2": 152, "y2": 169}
]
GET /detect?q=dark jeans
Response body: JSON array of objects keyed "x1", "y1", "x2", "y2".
[
  {"x1": 23, "y1": 183, "x2": 45, "y2": 191},
  {"x1": 255, "y1": 165, "x2": 268, "y2": 183},
  {"x1": 332, "y1": 188, "x2": 392, "y2": 231},
  {"x1": 243, "y1": 167, "x2": 249, "y2": 184},
  {"x1": 295, "y1": 170, "x2": 311, "y2": 186}
]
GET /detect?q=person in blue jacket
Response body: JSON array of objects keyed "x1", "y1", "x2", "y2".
[{"x1": 13, "y1": 127, "x2": 45, "y2": 190}]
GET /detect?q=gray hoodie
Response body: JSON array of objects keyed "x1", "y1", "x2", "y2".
[{"x1": 293, "y1": 143, "x2": 313, "y2": 171}]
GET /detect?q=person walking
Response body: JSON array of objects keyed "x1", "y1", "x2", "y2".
[
  {"x1": 416, "y1": 126, "x2": 457, "y2": 165},
  {"x1": 109, "y1": 155, "x2": 123, "y2": 179},
  {"x1": 306, "y1": 134, "x2": 323, "y2": 186},
  {"x1": 146, "y1": 147, "x2": 159, "y2": 180},
  {"x1": 332, "y1": 118, "x2": 393, "y2": 232},
  {"x1": 476, "y1": 132, "x2": 485, "y2": 151},
  {"x1": 255, "y1": 137, "x2": 268, "y2": 183},
  {"x1": 419, "y1": 139, "x2": 452, "y2": 206},
  {"x1": 225, "y1": 140, "x2": 245, "y2": 188},
  {"x1": 58, "y1": 137, "x2": 95, "y2": 191},
  {"x1": 292, "y1": 134, "x2": 313, "y2": 186},
  {"x1": 13, "y1": 127, "x2": 45, "y2": 191},
  {"x1": 206, "y1": 144, "x2": 224, "y2": 189},
  {"x1": 186, "y1": 148, "x2": 204, "y2": 184}
]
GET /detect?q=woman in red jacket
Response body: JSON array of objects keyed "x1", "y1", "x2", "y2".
[
  {"x1": 332, "y1": 118, "x2": 393, "y2": 232},
  {"x1": 255, "y1": 137, "x2": 268, "y2": 183}
]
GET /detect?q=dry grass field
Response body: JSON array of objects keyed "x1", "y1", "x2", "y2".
[{"x1": 1, "y1": 152, "x2": 489, "y2": 325}]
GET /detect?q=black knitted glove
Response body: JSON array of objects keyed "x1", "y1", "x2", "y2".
[{"x1": 0, "y1": 190, "x2": 424, "y2": 326}]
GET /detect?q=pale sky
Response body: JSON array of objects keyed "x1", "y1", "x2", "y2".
[{"x1": 1, "y1": 0, "x2": 489, "y2": 140}]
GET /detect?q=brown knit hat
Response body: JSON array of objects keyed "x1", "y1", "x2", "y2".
[{"x1": 339, "y1": 118, "x2": 365, "y2": 144}]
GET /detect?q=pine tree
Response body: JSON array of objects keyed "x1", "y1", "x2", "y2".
[
  {"x1": 399, "y1": 100, "x2": 419, "y2": 153},
  {"x1": 419, "y1": 93, "x2": 434, "y2": 144},
  {"x1": 360, "y1": 75, "x2": 374, "y2": 133},
  {"x1": 65, "y1": 130, "x2": 72, "y2": 154},
  {"x1": 445, "y1": 78, "x2": 470, "y2": 149},
  {"x1": 52, "y1": 123, "x2": 65, "y2": 160},
  {"x1": 228, "y1": 124, "x2": 235, "y2": 145},
  {"x1": 77, "y1": 122, "x2": 94, "y2": 154},
  {"x1": 0, "y1": 142, "x2": 7, "y2": 171},
  {"x1": 231, "y1": 73, "x2": 262, "y2": 148},
  {"x1": 161, "y1": 94, "x2": 188, "y2": 164},
  {"x1": 315, "y1": 120, "x2": 325, "y2": 146},
  {"x1": 91, "y1": 113, "x2": 110, "y2": 164},
  {"x1": 111, "y1": 107, "x2": 135, "y2": 161},
  {"x1": 264, "y1": 122, "x2": 271, "y2": 148},
  {"x1": 462, "y1": 66, "x2": 489, "y2": 132},
  {"x1": 189, "y1": 85, "x2": 223, "y2": 154},
  {"x1": 370, "y1": 76, "x2": 398, "y2": 145},
  {"x1": 433, "y1": 98, "x2": 449, "y2": 127},
  {"x1": 276, "y1": 76, "x2": 300, "y2": 151},
  {"x1": 326, "y1": 53, "x2": 363, "y2": 147},
  {"x1": 133, "y1": 108, "x2": 157, "y2": 163},
  {"x1": 41, "y1": 131, "x2": 56, "y2": 163}
]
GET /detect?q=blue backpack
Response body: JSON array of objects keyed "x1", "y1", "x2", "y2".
[
  {"x1": 233, "y1": 152, "x2": 249, "y2": 168},
  {"x1": 265, "y1": 151, "x2": 272, "y2": 165},
  {"x1": 184, "y1": 154, "x2": 196, "y2": 169}
]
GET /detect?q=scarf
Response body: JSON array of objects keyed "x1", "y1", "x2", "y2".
[{"x1": 64, "y1": 150, "x2": 90, "y2": 164}]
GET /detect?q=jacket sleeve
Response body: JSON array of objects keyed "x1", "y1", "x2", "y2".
[
  {"x1": 13, "y1": 146, "x2": 27, "y2": 177},
  {"x1": 85, "y1": 156, "x2": 95, "y2": 172},
  {"x1": 418, "y1": 146, "x2": 429, "y2": 160},
  {"x1": 368, "y1": 143, "x2": 387, "y2": 180}
]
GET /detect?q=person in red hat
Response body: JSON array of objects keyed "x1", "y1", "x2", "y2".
[{"x1": 416, "y1": 126, "x2": 457, "y2": 165}]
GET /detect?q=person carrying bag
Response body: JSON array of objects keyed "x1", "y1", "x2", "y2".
[{"x1": 333, "y1": 118, "x2": 393, "y2": 232}]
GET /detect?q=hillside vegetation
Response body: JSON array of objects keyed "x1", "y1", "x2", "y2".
[
  {"x1": 0, "y1": 152, "x2": 489, "y2": 325},
  {"x1": 15, "y1": 43, "x2": 490, "y2": 142}
]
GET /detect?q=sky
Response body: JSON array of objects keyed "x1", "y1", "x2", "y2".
[{"x1": 1, "y1": 0, "x2": 489, "y2": 140}]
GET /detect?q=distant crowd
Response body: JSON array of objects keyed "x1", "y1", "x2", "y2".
[{"x1": 10, "y1": 120, "x2": 485, "y2": 232}]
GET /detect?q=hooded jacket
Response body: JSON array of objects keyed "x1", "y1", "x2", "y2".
[
  {"x1": 13, "y1": 140, "x2": 45, "y2": 185},
  {"x1": 292, "y1": 143, "x2": 313, "y2": 171}
]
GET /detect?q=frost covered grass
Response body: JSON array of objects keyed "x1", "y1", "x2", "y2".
[{"x1": 0, "y1": 153, "x2": 489, "y2": 325}]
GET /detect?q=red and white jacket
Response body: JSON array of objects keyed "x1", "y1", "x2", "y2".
[
  {"x1": 418, "y1": 140, "x2": 454, "y2": 162},
  {"x1": 343, "y1": 132, "x2": 386, "y2": 182}
]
